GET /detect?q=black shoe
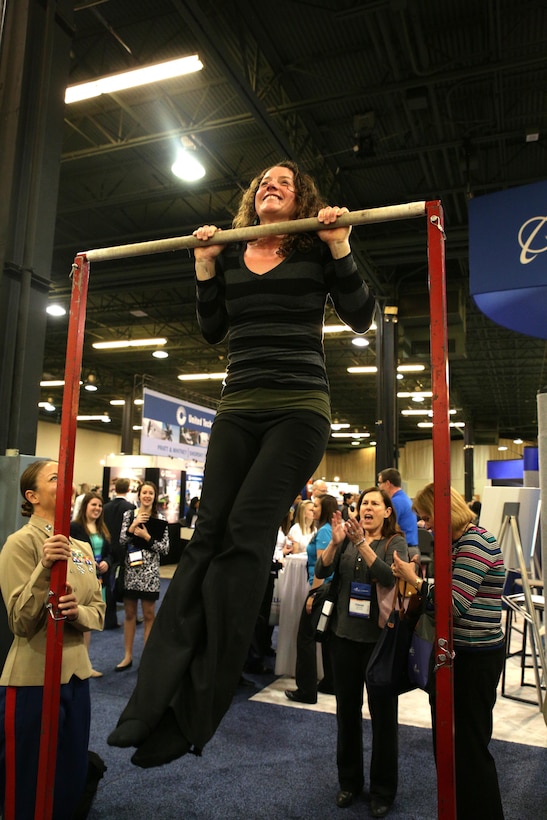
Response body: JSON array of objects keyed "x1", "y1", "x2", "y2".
[
  {"x1": 114, "y1": 661, "x2": 133, "y2": 672},
  {"x1": 336, "y1": 790, "x2": 356, "y2": 808},
  {"x1": 317, "y1": 680, "x2": 335, "y2": 695},
  {"x1": 284, "y1": 689, "x2": 317, "y2": 704},
  {"x1": 370, "y1": 798, "x2": 391, "y2": 818}
]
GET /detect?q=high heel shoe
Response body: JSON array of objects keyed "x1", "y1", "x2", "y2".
[{"x1": 114, "y1": 660, "x2": 133, "y2": 672}]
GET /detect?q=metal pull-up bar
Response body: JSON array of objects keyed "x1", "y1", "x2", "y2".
[
  {"x1": 36, "y1": 199, "x2": 454, "y2": 820},
  {"x1": 82, "y1": 201, "x2": 427, "y2": 262}
]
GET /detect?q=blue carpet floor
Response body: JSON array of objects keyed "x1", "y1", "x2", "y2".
[{"x1": 85, "y1": 579, "x2": 546, "y2": 820}]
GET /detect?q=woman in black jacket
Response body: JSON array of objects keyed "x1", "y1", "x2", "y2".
[
  {"x1": 70, "y1": 491, "x2": 112, "y2": 676},
  {"x1": 315, "y1": 488, "x2": 409, "y2": 818}
]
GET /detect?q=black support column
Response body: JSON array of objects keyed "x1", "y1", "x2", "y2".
[
  {"x1": 375, "y1": 305, "x2": 398, "y2": 473},
  {"x1": 0, "y1": 0, "x2": 73, "y2": 454},
  {"x1": 463, "y1": 422, "x2": 475, "y2": 502}
]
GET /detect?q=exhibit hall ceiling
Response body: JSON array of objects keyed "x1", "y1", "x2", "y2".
[{"x1": 42, "y1": 0, "x2": 547, "y2": 449}]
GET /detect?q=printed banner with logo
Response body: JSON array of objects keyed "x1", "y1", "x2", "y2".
[
  {"x1": 140, "y1": 387, "x2": 215, "y2": 461},
  {"x1": 468, "y1": 180, "x2": 547, "y2": 339}
]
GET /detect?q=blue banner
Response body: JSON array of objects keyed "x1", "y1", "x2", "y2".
[
  {"x1": 141, "y1": 387, "x2": 215, "y2": 461},
  {"x1": 469, "y1": 180, "x2": 547, "y2": 338}
]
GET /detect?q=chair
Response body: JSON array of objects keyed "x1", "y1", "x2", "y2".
[{"x1": 417, "y1": 527, "x2": 434, "y2": 579}]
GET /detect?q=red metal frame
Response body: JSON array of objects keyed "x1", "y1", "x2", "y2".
[
  {"x1": 426, "y1": 201, "x2": 456, "y2": 819},
  {"x1": 32, "y1": 204, "x2": 455, "y2": 817},
  {"x1": 34, "y1": 255, "x2": 90, "y2": 820}
]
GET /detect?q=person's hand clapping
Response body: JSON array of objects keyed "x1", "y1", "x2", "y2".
[{"x1": 331, "y1": 509, "x2": 347, "y2": 547}]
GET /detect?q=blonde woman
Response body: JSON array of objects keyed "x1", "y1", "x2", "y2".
[{"x1": 285, "y1": 499, "x2": 316, "y2": 554}]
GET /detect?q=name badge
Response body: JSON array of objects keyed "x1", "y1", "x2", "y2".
[
  {"x1": 129, "y1": 549, "x2": 143, "y2": 567},
  {"x1": 349, "y1": 581, "x2": 371, "y2": 618}
]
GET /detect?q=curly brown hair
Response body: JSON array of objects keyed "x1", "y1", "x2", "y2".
[{"x1": 232, "y1": 160, "x2": 326, "y2": 256}]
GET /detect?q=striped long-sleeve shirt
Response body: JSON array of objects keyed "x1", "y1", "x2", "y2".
[
  {"x1": 196, "y1": 241, "x2": 375, "y2": 406},
  {"x1": 449, "y1": 525, "x2": 506, "y2": 650}
]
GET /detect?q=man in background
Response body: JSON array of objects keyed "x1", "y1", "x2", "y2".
[
  {"x1": 378, "y1": 468, "x2": 420, "y2": 566},
  {"x1": 103, "y1": 478, "x2": 136, "y2": 629}
]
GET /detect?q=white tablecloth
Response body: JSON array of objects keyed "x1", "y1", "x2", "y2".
[{"x1": 274, "y1": 554, "x2": 310, "y2": 677}]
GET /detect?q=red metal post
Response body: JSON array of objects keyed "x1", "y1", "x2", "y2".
[
  {"x1": 34, "y1": 255, "x2": 90, "y2": 820},
  {"x1": 426, "y1": 201, "x2": 456, "y2": 819}
]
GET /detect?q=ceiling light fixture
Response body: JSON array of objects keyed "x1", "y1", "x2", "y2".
[
  {"x1": 77, "y1": 414, "x2": 111, "y2": 423},
  {"x1": 397, "y1": 364, "x2": 425, "y2": 373},
  {"x1": 109, "y1": 399, "x2": 126, "y2": 406},
  {"x1": 38, "y1": 400, "x2": 56, "y2": 412},
  {"x1": 46, "y1": 304, "x2": 66, "y2": 317},
  {"x1": 347, "y1": 366, "x2": 378, "y2": 374},
  {"x1": 351, "y1": 337, "x2": 369, "y2": 348},
  {"x1": 513, "y1": 438, "x2": 524, "y2": 445},
  {"x1": 324, "y1": 322, "x2": 376, "y2": 334},
  {"x1": 178, "y1": 372, "x2": 226, "y2": 381},
  {"x1": 40, "y1": 379, "x2": 67, "y2": 387},
  {"x1": 152, "y1": 350, "x2": 169, "y2": 359},
  {"x1": 84, "y1": 375, "x2": 98, "y2": 392},
  {"x1": 65, "y1": 54, "x2": 203, "y2": 104},
  {"x1": 331, "y1": 431, "x2": 371, "y2": 438},
  {"x1": 331, "y1": 422, "x2": 350, "y2": 430},
  {"x1": 92, "y1": 338, "x2": 167, "y2": 350},
  {"x1": 172, "y1": 146, "x2": 206, "y2": 182},
  {"x1": 397, "y1": 391, "x2": 433, "y2": 398}
]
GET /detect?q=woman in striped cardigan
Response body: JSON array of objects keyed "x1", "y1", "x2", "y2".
[{"x1": 393, "y1": 484, "x2": 506, "y2": 820}]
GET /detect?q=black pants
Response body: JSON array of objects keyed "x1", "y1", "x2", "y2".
[
  {"x1": 430, "y1": 644, "x2": 505, "y2": 820},
  {"x1": 294, "y1": 597, "x2": 334, "y2": 698},
  {"x1": 116, "y1": 409, "x2": 330, "y2": 750},
  {"x1": 330, "y1": 633, "x2": 398, "y2": 803}
]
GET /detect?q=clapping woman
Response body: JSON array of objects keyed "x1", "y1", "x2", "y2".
[
  {"x1": 115, "y1": 481, "x2": 170, "y2": 671},
  {"x1": 315, "y1": 487, "x2": 408, "y2": 817}
]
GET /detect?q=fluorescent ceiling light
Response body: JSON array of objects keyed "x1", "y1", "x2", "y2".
[
  {"x1": 401, "y1": 409, "x2": 457, "y2": 416},
  {"x1": 178, "y1": 372, "x2": 226, "y2": 381},
  {"x1": 65, "y1": 55, "x2": 203, "y2": 104},
  {"x1": 417, "y1": 421, "x2": 465, "y2": 429},
  {"x1": 397, "y1": 391, "x2": 433, "y2": 398},
  {"x1": 347, "y1": 366, "x2": 377, "y2": 374},
  {"x1": 77, "y1": 415, "x2": 111, "y2": 423},
  {"x1": 133, "y1": 425, "x2": 143, "y2": 431},
  {"x1": 134, "y1": 398, "x2": 144, "y2": 405},
  {"x1": 397, "y1": 364, "x2": 425, "y2": 372},
  {"x1": 351, "y1": 337, "x2": 369, "y2": 348},
  {"x1": 40, "y1": 379, "x2": 66, "y2": 387},
  {"x1": 110, "y1": 399, "x2": 126, "y2": 406},
  {"x1": 323, "y1": 322, "x2": 376, "y2": 334},
  {"x1": 152, "y1": 350, "x2": 169, "y2": 359},
  {"x1": 331, "y1": 432, "x2": 371, "y2": 438},
  {"x1": 38, "y1": 401, "x2": 56, "y2": 412},
  {"x1": 498, "y1": 445, "x2": 508, "y2": 451},
  {"x1": 92, "y1": 338, "x2": 167, "y2": 350},
  {"x1": 331, "y1": 423, "x2": 350, "y2": 430},
  {"x1": 172, "y1": 148, "x2": 206, "y2": 181},
  {"x1": 513, "y1": 438, "x2": 524, "y2": 445},
  {"x1": 46, "y1": 304, "x2": 66, "y2": 317}
]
